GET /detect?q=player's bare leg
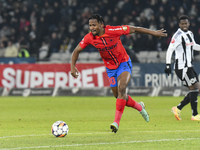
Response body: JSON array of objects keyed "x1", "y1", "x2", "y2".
[
  {"x1": 111, "y1": 86, "x2": 118, "y2": 98},
  {"x1": 110, "y1": 72, "x2": 149, "y2": 133},
  {"x1": 110, "y1": 72, "x2": 129, "y2": 133}
]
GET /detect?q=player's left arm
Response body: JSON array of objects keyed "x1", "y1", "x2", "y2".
[
  {"x1": 193, "y1": 44, "x2": 200, "y2": 51},
  {"x1": 191, "y1": 32, "x2": 200, "y2": 51},
  {"x1": 128, "y1": 26, "x2": 167, "y2": 38}
]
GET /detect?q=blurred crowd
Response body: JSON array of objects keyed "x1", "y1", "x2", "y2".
[{"x1": 0, "y1": 0, "x2": 200, "y2": 61}]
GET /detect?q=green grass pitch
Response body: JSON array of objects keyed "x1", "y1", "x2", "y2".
[{"x1": 0, "y1": 96, "x2": 200, "y2": 150}]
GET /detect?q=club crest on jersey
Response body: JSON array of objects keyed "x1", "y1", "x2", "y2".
[
  {"x1": 122, "y1": 26, "x2": 127, "y2": 31},
  {"x1": 171, "y1": 39, "x2": 175, "y2": 43}
]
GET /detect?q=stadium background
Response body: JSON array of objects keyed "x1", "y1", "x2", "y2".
[{"x1": 0, "y1": 0, "x2": 200, "y2": 96}]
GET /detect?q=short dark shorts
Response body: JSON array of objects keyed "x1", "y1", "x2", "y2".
[{"x1": 175, "y1": 67, "x2": 199, "y2": 86}]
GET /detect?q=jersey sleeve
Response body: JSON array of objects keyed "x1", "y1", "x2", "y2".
[
  {"x1": 190, "y1": 31, "x2": 197, "y2": 44},
  {"x1": 168, "y1": 34, "x2": 181, "y2": 49},
  {"x1": 166, "y1": 34, "x2": 181, "y2": 64},
  {"x1": 79, "y1": 34, "x2": 90, "y2": 49},
  {"x1": 106, "y1": 25, "x2": 130, "y2": 36}
]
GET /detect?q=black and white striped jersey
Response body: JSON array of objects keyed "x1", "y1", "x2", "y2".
[{"x1": 166, "y1": 28, "x2": 200, "y2": 69}]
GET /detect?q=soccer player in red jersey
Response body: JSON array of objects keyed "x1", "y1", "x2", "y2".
[{"x1": 71, "y1": 14, "x2": 167, "y2": 133}]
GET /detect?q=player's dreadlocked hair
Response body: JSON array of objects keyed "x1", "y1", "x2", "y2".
[
  {"x1": 88, "y1": 14, "x2": 105, "y2": 26},
  {"x1": 179, "y1": 15, "x2": 189, "y2": 22}
]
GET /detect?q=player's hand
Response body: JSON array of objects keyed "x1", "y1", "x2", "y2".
[
  {"x1": 71, "y1": 66, "x2": 79, "y2": 78},
  {"x1": 164, "y1": 64, "x2": 171, "y2": 76},
  {"x1": 155, "y1": 28, "x2": 167, "y2": 38}
]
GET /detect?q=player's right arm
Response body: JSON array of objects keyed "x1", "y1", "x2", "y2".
[
  {"x1": 164, "y1": 34, "x2": 180, "y2": 75},
  {"x1": 71, "y1": 34, "x2": 90, "y2": 78},
  {"x1": 166, "y1": 43, "x2": 175, "y2": 65},
  {"x1": 164, "y1": 43, "x2": 175, "y2": 75},
  {"x1": 70, "y1": 44, "x2": 84, "y2": 78}
]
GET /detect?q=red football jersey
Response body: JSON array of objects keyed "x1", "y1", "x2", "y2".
[{"x1": 79, "y1": 25, "x2": 130, "y2": 69}]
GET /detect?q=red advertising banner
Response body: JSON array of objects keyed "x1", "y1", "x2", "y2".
[{"x1": 0, "y1": 63, "x2": 110, "y2": 88}]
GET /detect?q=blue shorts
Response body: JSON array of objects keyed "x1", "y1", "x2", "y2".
[{"x1": 106, "y1": 58, "x2": 132, "y2": 87}]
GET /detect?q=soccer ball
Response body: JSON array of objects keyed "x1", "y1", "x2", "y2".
[{"x1": 51, "y1": 121, "x2": 69, "y2": 137}]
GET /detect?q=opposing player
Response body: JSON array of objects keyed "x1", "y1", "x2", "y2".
[
  {"x1": 165, "y1": 15, "x2": 200, "y2": 121},
  {"x1": 71, "y1": 14, "x2": 167, "y2": 133}
]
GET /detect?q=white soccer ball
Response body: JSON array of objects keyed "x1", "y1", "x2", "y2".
[{"x1": 51, "y1": 121, "x2": 69, "y2": 137}]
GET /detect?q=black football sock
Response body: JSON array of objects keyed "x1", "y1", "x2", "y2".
[
  {"x1": 177, "y1": 92, "x2": 190, "y2": 110},
  {"x1": 190, "y1": 89, "x2": 199, "y2": 116}
]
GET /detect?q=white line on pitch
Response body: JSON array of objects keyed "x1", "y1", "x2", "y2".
[
  {"x1": 0, "y1": 130, "x2": 200, "y2": 139},
  {"x1": 0, "y1": 138, "x2": 200, "y2": 150}
]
